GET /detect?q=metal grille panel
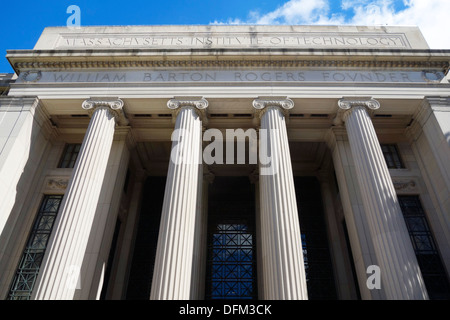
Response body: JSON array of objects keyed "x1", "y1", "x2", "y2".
[
  {"x1": 207, "y1": 223, "x2": 257, "y2": 299},
  {"x1": 399, "y1": 195, "x2": 450, "y2": 300},
  {"x1": 8, "y1": 195, "x2": 63, "y2": 300}
]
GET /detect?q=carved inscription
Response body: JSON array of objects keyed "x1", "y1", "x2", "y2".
[
  {"x1": 57, "y1": 33, "x2": 409, "y2": 49},
  {"x1": 19, "y1": 70, "x2": 445, "y2": 84}
]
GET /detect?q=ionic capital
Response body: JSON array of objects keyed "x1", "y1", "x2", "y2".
[
  {"x1": 252, "y1": 97, "x2": 294, "y2": 125},
  {"x1": 252, "y1": 97, "x2": 294, "y2": 111},
  {"x1": 167, "y1": 97, "x2": 208, "y2": 110},
  {"x1": 167, "y1": 97, "x2": 209, "y2": 124},
  {"x1": 82, "y1": 98, "x2": 129, "y2": 126},
  {"x1": 338, "y1": 97, "x2": 380, "y2": 111},
  {"x1": 337, "y1": 97, "x2": 380, "y2": 121}
]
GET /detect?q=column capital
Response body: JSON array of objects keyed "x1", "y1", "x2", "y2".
[
  {"x1": 337, "y1": 97, "x2": 380, "y2": 122},
  {"x1": 252, "y1": 97, "x2": 294, "y2": 125},
  {"x1": 167, "y1": 96, "x2": 209, "y2": 124},
  {"x1": 167, "y1": 97, "x2": 209, "y2": 110},
  {"x1": 337, "y1": 97, "x2": 380, "y2": 111},
  {"x1": 82, "y1": 97, "x2": 129, "y2": 126},
  {"x1": 252, "y1": 97, "x2": 294, "y2": 110}
]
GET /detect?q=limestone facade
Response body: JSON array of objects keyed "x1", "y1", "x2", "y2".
[{"x1": 0, "y1": 25, "x2": 449, "y2": 300}]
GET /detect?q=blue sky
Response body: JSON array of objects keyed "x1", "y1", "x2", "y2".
[{"x1": 2, "y1": 0, "x2": 449, "y2": 72}]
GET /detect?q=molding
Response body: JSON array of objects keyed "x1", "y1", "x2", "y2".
[
  {"x1": 406, "y1": 95, "x2": 450, "y2": 142},
  {"x1": 0, "y1": 96, "x2": 59, "y2": 141},
  {"x1": 12, "y1": 59, "x2": 449, "y2": 71},
  {"x1": 424, "y1": 96, "x2": 450, "y2": 110},
  {"x1": 82, "y1": 97, "x2": 129, "y2": 126},
  {"x1": 0, "y1": 96, "x2": 40, "y2": 111}
]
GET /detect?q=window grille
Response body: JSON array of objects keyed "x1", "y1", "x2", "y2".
[
  {"x1": 399, "y1": 195, "x2": 450, "y2": 299},
  {"x1": 8, "y1": 195, "x2": 63, "y2": 300}
]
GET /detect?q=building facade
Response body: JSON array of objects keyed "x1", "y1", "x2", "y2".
[{"x1": 0, "y1": 25, "x2": 449, "y2": 300}]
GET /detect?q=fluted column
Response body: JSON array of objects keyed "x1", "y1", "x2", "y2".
[
  {"x1": 32, "y1": 98, "x2": 125, "y2": 300},
  {"x1": 339, "y1": 97, "x2": 428, "y2": 300},
  {"x1": 150, "y1": 97, "x2": 207, "y2": 300},
  {"x1": 190, "y1": 166, "x2": 213, "y2": 299},
  {"x1": 253, "y1": 97, "x2": 308, "y2": 300}
]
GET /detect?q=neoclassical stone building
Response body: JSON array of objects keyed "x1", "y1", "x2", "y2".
[{"x1": 0, "y1": 25, "x2": 449, "y2": 300}]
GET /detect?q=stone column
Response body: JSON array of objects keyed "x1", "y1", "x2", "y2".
[
  {"x1": 253, "y1": 97, "x2": 308, "y2": 300},
  {"x1": 325, "y1": 126, "x2": 381, "y2": 300},
  {"x1": 150, "y1": 97, "x2": 207, "y2": 300},
  {"x1": 190, "y1": 166, "x2": 213, "y2": 299},
  {"x1": 339, "y1": 97, "x2": 428, "y2": 300},
  {"x1": 0, "y1": 97, "x2": 53, "y2": 240},
  {"x1": 406, "y1": 97, "x2": 450, "y2": 274},
  {"x1": 32, "y1": 98, "x2": 126, "y2": 300},
  {"x1": 317, "y1": 169, "x2": 355, "y2": 300}
]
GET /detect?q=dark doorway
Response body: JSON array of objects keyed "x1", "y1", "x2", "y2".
[
  {"x1": 205, "y1": 176, "x2": 257, "y2": 299},
  {"x1": 125, "y1": 176, "x2": 166, "y2": 299},
  {"x1": 295, "y1": 176, "x2": 338, "y2": 300}
]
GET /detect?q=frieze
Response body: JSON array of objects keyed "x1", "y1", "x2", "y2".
[{"x1": 16, "y1": 69, "x2": 447, "y2": 85}]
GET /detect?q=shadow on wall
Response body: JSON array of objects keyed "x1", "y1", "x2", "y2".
[{"x1": 0, "y1": 97, "x2": 53, "y2": 299}]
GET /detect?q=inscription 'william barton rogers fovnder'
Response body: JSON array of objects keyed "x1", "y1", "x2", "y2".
[{"x1": 20, "y1": 70, "x2": 445, "y2": 84}]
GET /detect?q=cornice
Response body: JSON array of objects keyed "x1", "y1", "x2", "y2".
[{"x1": 11, "y1": 59, "x2": 449, "y2": 73}]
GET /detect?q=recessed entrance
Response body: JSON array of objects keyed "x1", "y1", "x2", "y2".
[{"x1": 205, "y1": 176, "x2": 257, "y2": 299}]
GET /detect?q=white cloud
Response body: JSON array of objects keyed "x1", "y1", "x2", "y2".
[
  {"x1": 211, "y1": 0, "x2": 450, "y2": 49},
  {"x1": 255, "y1": 0, "x2": 330, "y2": 24},
  {"x1": 346, "y1": 0, "x2": 450, "y2": 48}
]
